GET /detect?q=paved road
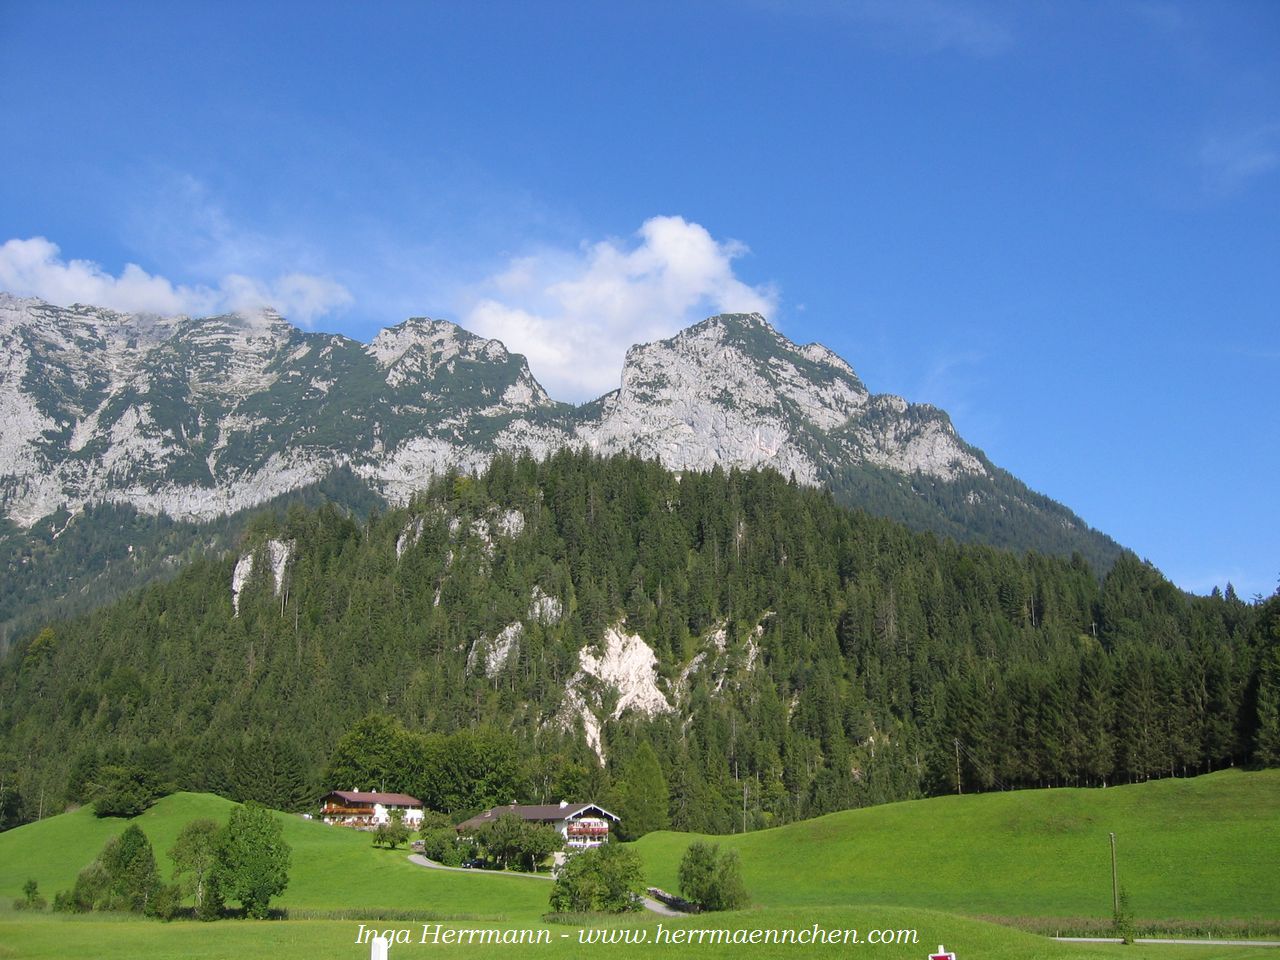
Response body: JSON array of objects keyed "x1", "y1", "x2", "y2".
[
  {"x1": 638, "y1": 896, "x2": 684, "y2": 918},
  {"x1": 406, "y1": 854, "x2": 684, "y2": 917},
  {"x1": 408, "y1": 853, "x2": 552, "y2": 879},
  {"x1": 1054, "y1": 937, "x2": 1280, "y2": 948}
]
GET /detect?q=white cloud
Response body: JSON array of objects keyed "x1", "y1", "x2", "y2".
[
  {"x1": 0, "y1": 236, "x2": 351, "y2": 325},
  {"x1": 1199, "y1": 123, "x2": 1280, "y2": 196},
  {"x1": 752, "y1": 0, "x2": 1013, "y2": 57},
  {"x1": 461, "y1": 216, "x2": 778, "y2": 401},
  {"x1": 219, "y1": 271, "x2": 354, "y2": 323},
  {"x1": 850, "y1": 0, "x2": 1012, "y2": 55}
]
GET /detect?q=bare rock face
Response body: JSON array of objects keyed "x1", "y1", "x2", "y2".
[
  {"x1": 3, "y1": 293, "x2": 1110, "y2": 567},
  {"x1": 467, "y1": 622, "x2": 524, "y2": 678},
  {"x1": 231, "y1": 538, "x2": 294, "y2": 616},
  {"x1": 557, "y1": 623, "x2": 675, "y2": 761},
  {"x1": 0, "y1": 295, "x2": 569, "y2": 526},
  {"x1": 576, "y1": 313, "x2": 982, "y2": 485}
]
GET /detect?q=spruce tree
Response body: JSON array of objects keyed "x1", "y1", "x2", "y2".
[
  {"x1": 1254, "y1": 644, "x2": 1280, "y2": 766},
  {"x1": 618, "y1": 741, "x2": 669, "y2": 838}
]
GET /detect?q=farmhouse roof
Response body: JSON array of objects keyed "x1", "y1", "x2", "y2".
[
  {"x1": 455, "y1": 802, "x2": 618, "y2": 832},
  {"x1": 324, "y1": 790, "x2": 422, "y2": 806}
]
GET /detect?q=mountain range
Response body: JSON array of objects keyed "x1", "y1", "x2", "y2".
[
  {"x1": 1, "y1": 293, "x2": 1114, "y2": 541},
  {"x1": 0, "y1": 292, "x2": 1119, "y2": 645},
  {"x1": 3, "y1": 293, "x2": 1271, "y2": 834}
]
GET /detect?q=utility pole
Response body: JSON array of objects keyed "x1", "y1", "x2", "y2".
[
  {"x1": 742, "y1": 781, "x2": 747, "y2": 834},
  {"x1": 954, "y1": 738, "x2": 962, "y2": 795},
  {"x1": 1109, "y1": 832, "x2": 1119, "y2": 915}
]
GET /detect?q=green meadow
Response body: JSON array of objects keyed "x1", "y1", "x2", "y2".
[
  {"x1": 3, "y1": 908, "x2": 1278, "y2": 960},
  {"x1": 635, "y1": 768, "x2": 1280, "y2": 922},
  {"x1": 0, "y1": 792, "x2": 549, "y2": 921},
  {"x1": 1, "y1": 770, "x2": 1277, "y2": 960}
]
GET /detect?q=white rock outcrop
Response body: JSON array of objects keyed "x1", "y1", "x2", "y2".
[
  {"x1": 558, "y1": 623, "x2": 674, "y2": 760},
  {"x1": 396, "y1": 517, "x2": 424, "y2": 559},
  {"x1": 677, "y1": 618, "x2": 765, "y2": 701},
  {"x1": 230, "y1": 538, "x2": 294, "y2": 616},
  {"x1": 528, "y1": 585, "x2": 563, "y2": 625},
  {"x1": 467, "y1": 621, "x2": 523, "y2": 678}
]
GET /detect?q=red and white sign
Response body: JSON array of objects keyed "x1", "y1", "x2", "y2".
[{"x1": 930, "y1": 946, "x2": 956, "y2": 960}]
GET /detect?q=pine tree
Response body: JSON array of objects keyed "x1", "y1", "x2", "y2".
[
  {"x1": 618, "y1": 741, "x2": 669, "y2": 838},
  {"x1": 1255, "y1": 643, "x2": 1280, "y2": 767}
]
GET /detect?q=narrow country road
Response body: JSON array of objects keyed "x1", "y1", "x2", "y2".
[
  {"x1": 405, "y1": 854, "x2": 684, "y2": 916},
  {"x1": 407, "y1": 853, "x2": 552, "y2": 879},
  {"x1": 1054, "y1": 937, "x2": 1280, "y2": 948}
]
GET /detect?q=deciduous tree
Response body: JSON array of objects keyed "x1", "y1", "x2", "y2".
[
  {"x1": 170, "y1": 818, "x2": 223, "y2": 920},
  {"x1": 549, "y1": 843, "x2": 643, "y2": 913},
  {"x1": 215, "y1": 802, "x2": 290, "y2": 919}
]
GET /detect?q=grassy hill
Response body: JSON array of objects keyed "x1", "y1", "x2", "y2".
[
  {"x1": 2, "y1": 774, "x2": 1278, "y2": 959},
  {"x1": 0, "y1": 792, "x2": 549, "y2": 921},
  {"x1": 633, "y1": 769, "x2": 1280, "y2": 922},
  {"x1": 4, "y1": 772, "x2": 1277, "y2": 926}
]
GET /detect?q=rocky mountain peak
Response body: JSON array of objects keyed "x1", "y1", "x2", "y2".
[
  {"x1": 688, "y1": 310, "x2": 772, "y2": 335},
  {"x1": 579, "y1": 314, "x2": 874, "y2": 483},
  {"x1": 366, "y1": 316, "x2": 544, "y2": 399},
  {"x1": 0, "y1": 292, "x2": 1118, "y2": 578}
]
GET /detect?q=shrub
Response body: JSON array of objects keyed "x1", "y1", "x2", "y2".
[
  {"x1": 549, "y1": 844, "x2": 643, "y2": 914},
  {"x1": 474, "y1": 814, "x2": 563, "y2": 872},
  {"x1": 1113, "y1": 888, "x2": 1136, "y2": 945},
  {"x1": 678, "y1": 841, "x2": 748, "y2": 911},
  {"x1": 92, "y1": 757, "x2": 169, "y2": 818},
  {"x1": 421, "y1": 827, "x2": 465, "y2": 866},
  {"x1": 149, "y1": 883, "x2": 184, "y2": 921},
  {"x1": 373, "y1": 809, "x2": 411, "y2": 849},
  {"x1": 52, "y1": 826, "x2": 160, "y2": 914},
  {"x1": 12, "y1": 878, "x2": 47, "y2": 911},
  {"x1": 54, "y1": 861, "x2": 108, "y2": 912}
]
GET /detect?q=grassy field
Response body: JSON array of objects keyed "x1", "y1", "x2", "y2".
[
  {"x1": 0, "y1": 792, "x2": 549, "y2": 921},
  {"x1": 3, "y1": 908, "x2": 1277, "y2": 960},
  {"x1": 0, "y1": 771, "x2": 1276, "y2": 959},
  {"x1": 633, "y1": 768, "x2": 1280, "y2": 922}
]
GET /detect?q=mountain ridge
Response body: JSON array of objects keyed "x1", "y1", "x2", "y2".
[{"x1": 0, "y1": 292, "x2": 1120, "y2": 571}]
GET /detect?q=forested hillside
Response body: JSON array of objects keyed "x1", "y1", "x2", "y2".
[
  {"x1": 1, "y1": 298, "x2": 1124, "y2": 650},
  {"x1": 1, "y1": 452, "x2": 1275, "y2": 833},
  {"x1": 0, "y1": 467, "x2": 384, "y2": 654}
]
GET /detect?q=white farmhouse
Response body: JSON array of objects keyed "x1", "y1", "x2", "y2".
[
  {"x1": 320, "y1": 790, "x2": 425, "y2": 829},
  {"x1": 455, "y1": 801, "x2": 619, "y2": 848}
]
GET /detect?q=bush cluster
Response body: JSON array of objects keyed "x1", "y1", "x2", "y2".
[
  {"x1": 678, "y1": 841, "x2": 748, "y2": 911},
  {"x1": 12, "y1": 878, "x2": 47, "y2": 911},
  {"x1": 52, "y1": 802, "x2": 290, "y2": 921},
  {"x1": 549, "y1": 844, "x2": 644, "y2": 913}
]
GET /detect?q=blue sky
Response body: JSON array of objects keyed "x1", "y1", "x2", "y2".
[{"x1": 1, "y1": 1, "x2": 1276, "y2": 597}]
